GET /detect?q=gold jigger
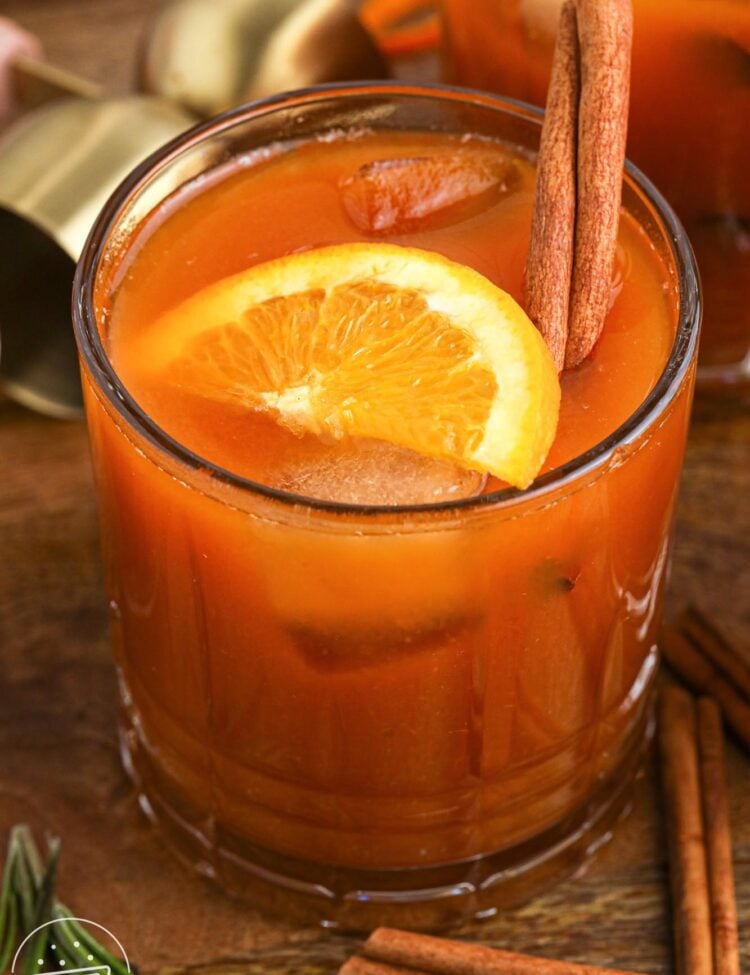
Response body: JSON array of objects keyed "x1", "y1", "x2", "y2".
[
  {"x1": 1, "y1": 0, "x2": 387, "y2": 418},
  {"x1": 0, "y1": 60, "x2": 194, "y2": 418},
  {"x1": 138, "y1": 0, "x2": 389, "y2": 118}
]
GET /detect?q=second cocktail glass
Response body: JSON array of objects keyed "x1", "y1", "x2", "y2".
[{"x1": 442, "y1": 0, "x2": 749, "y2": 389}]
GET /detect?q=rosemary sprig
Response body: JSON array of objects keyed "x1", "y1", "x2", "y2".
[
  {"x1": 0, "y1": 826, "x2": 132, "y2": 975},
  {"x1": 0, "y1": 830, "x2": 20, "y2": 973}
]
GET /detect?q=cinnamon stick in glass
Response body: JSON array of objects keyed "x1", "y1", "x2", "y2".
[
  {"x1": 525, "y1": 0, "x2": 633, "y2": 370},
  {"x1": 524, "y1": 0, "x2": 578, "y2": 370},
  {"x1": 565, "y1": 0, "x2": 632, "y2": 368}
]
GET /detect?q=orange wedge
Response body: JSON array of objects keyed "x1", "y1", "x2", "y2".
[{"x1": 132, "y1": 243, "x2": 561, "y2": 489}]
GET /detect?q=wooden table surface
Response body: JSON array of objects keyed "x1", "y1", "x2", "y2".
[{"x1": 1, "y1": 2, "x2": 748, "y2": 973}]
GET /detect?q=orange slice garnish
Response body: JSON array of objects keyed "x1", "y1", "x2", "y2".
[{"x1": 129, "y1": 243, "x2": 560, "y2": 489}]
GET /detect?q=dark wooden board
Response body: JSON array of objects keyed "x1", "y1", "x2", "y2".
[{"x1": 1, "y1": 3, "x2": 749, "y2": 972}]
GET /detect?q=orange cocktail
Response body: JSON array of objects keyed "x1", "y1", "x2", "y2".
[
  {"x1": 73, "y1": 85, "x2": 699, "y2": 928},
  {"x1": 442, "y1": 0, "x2": 750, "y2": 388}
]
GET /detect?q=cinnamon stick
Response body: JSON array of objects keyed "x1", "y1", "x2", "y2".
[
  {"x1": 341, "y1": 957, "x2": 422, "y2": 975},
  {"x1": 359, "y1": 928, "x2": 645, "y2": 975},
  {"x1": 524, "y1": 0, "x2": 578, "y2": 371},
  {"x1": 661, "y1": 624, "x2": 750, "y2": 751},
  {"x1": 697, "y1": 698, "x2": 741, "y2": 975},
  {"x1": 525, "y1": 0, "x2": 633, "y2": 370},
  {"x1": 658, "y1": 684, "x2": 713, "y2": 975},
  {"x1": 679, "y1": 606, "x2": 750, "y2": 701},
  {"x1": 565, "y1": 0, "x2": 632, "y2": 368}
]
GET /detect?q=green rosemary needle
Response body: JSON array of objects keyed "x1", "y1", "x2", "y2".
[{"x1": 0, "y1": 826, "x2": 131, "y2": 975}]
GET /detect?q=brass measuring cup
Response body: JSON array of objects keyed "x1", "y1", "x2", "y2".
[
  {"x1": 0, "y1": 1, "x2": 386, "y2": 417},
  {"x1": 0, "y1": 31, "x2": 194, "y2": 417}
]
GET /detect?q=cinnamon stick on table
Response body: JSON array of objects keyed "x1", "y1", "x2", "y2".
[
  {"x1": 525, "y1": 0, "x2": 633, "y2": 371},
  {"x1": 659, "y1": 687, "x2": 741, "y2": 975},
  {"x1": 345, "y1": 928, "x2": 646, "y2": 975},
  {"x1": 697, "y1": 698, "x2": 741, "y2": 975},
  {"x1": 679, "y1": 605, "x2": 750, "y2": 701},
  {"x1": 661, "y1": 624, "x2": 750, "y2": 751},
  {"x1": 342, "y1": 688, "x2": 739, "y2": 975},
  {"x1": 658, "y1": 684, "x2": 714, "y2": 975},
  {"x1": 341, "y1": 958, "x2": 416, "y2": 975}
]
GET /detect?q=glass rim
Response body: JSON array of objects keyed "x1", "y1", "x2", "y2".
[{"x1": 72, "y1": 80, "x2": 701, "y2": 518}]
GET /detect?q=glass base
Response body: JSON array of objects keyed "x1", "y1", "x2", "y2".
[{"x1": 120, "y1": 707, "x2": 652, "y2": 931}]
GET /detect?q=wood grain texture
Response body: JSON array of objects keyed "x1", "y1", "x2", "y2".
[{"x1": 1, "y1": 2, "x2": 749, "y2": 973}]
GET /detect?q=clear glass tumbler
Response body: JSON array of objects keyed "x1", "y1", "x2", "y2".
[{"x1": 73, "y1": 83, "x2": 700, "y2": 929}]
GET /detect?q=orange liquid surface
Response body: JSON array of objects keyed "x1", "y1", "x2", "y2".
[
  {"x1": 107, "y1": 132, "x2": 675, "y2": 491},
  {"x1": 86, "y1": 129, "x2": 691, "y2": 880},
  {"x1": 442, "y1": 0, "x2": 750, "y2": 377}
]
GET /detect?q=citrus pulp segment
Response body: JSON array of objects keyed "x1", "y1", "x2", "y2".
[{"x1": 131, "y1": 243, "x2": 561, "y2": 490}]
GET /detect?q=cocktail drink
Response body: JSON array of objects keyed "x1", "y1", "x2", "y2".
[
  {"x1": 73, "y1": 85, "x2": 699, "y2": 928},
  {"x1": 442, "y1": 0, "x2": 749, "y2": 388}
]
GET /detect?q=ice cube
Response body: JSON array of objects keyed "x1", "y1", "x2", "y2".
[
  {"x1": 273, "y1": 437, "x2": 486, "y2": 505},
  {"x1": 340, "y1": 149, "x2": 519, "y2": 234}
]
